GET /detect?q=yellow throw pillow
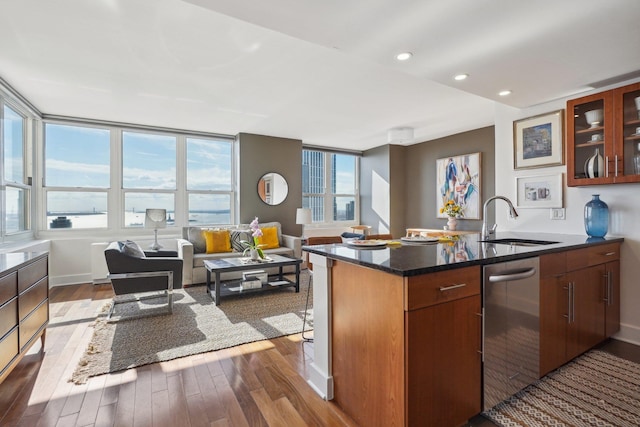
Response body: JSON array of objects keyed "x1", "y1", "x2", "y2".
[
  {"x1": 258, "y1": 226, "x2": 280, "y2": 249},
  {"x1": 203, "y1": 229, "x2": 232, "y2": 254}
]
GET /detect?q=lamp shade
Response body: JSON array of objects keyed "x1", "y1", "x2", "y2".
[
  {"x1": 145, "y1": 209, "x2": 167, "y2": 229},
  {"x1": 296, "y1": 208, "x2": 312, "y2": 225}
]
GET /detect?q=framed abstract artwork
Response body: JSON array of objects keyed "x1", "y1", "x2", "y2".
[
  {"x1": 513, "y1": 109, "x2": 564, "y2": 169},
  {"x1": 436, "y1": 152, "x2": 481, "y2": 219}
]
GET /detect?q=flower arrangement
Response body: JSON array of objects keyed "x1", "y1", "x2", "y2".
[
  {"x1": 242, "y1": 217, "x2": 266, "y2": 259},
  {"x1": 440, "y1": 199, "x2": 464, "y2": 218}
]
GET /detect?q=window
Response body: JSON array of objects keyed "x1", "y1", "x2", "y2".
[
  {"x1": 186, "y1": 137, "x2": 233, "y2": 225},
  {"x1": 122, "y1": 131, "x2": 177, "y2": 227},
  {"x1": 2, "y1": 104, "x2": 30, "y2": 235},
  {"x1": 44, "y1": 123, "x2": 110, "y2": 229},
  {"x1": 302, "y1": 149, "x2": 358, "y2": 223},
  {"x1": 42, "y1": 120, "x2": 235, "y2": 232}
]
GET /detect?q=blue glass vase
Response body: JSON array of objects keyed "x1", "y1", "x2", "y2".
[{"x1": 584, "y1": 194, "x2": 609, "y2": 237}]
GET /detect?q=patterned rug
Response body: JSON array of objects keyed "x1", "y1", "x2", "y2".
[
  {"x1": 71, "y1": 273, "x2": 312, "y2": 384},
  {"x1": 483, "y1": 350, "x2": 640, "y2": 427}
]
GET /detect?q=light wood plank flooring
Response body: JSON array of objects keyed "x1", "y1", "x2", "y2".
[{"x1": 0, "y1": 283, "x2": 357, "y2": 427}]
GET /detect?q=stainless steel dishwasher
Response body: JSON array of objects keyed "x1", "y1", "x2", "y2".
[{"x1": 483, "y1": 257, "x2": 539, "y2": 410}]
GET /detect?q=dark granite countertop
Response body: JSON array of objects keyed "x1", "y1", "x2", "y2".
[
  {"x1": 302, "y1": 232, "x2": 624, "y2": 277},
  {"x1": 0, "y1": 251, "x2": 48, "y2": 276}
]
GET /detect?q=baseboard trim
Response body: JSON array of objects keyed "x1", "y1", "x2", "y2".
[
  {"x1": 307, "y1": 362, "x2": 334, "y2": 401},
  {"x1": 49, "y1": 273, "x2": 93, "y2": 287},
  {"x1": 613, "y1": 322, "x2": 640, "y2": 346}
]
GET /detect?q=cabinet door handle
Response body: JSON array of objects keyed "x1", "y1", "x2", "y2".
[
  {"x1": 615, "y1": 155, "x2": 619, "y2": 177},
  {"x1": 563, "y1": 284, "x2": 570, "y2": 322},
  {"x1": 439, "y1": 283, "x2": 467, "y2": 292},
  {"x1": 605, "y1": 156, "x2": 609, "y2": 177},
  {"x1": 571, "y1": 282, "x2": 576, "y2": 323}
]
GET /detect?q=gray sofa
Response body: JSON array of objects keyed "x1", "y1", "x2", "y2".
[{"x1": 177, "y1": 222, "x2": 302, "y2": 285}]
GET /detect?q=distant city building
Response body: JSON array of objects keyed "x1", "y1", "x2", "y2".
[{"x1": 302, "y1": 151, "x2": 325, "y2": 222}]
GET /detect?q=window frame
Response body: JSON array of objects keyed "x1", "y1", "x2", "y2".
[
  {"x1": 302, "y1": 149, "x2": 359, "y2": 225},
  {"x1": 40, "y1": 118, "x2": 236, "y2": 234},
  {"x1": 185, "y1": 136, "x2": 235, "y2": 226},
  {"x1": 42, "y1": 121, "x2": 112, "y2": 231},
  {"x1": 1, "y1": 97, "x2": 34, "y2": 241}
]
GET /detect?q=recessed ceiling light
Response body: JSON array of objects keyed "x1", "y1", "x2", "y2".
[
  {"x1": 498, "y1": 90, "x2": 512, "y2": 96},
  {"x1": 454, "y1": 74, "x2": 468, "y2": 81},
  {"x1": 396, "y1": 52, "x2": 413, "y2": 61}
]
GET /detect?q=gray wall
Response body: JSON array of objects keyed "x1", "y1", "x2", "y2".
[
  {"x1": 360, "y1": 145, "x2": 389, "y2": 233},
  {"x1": 359, "y1": 145, "x2": 407, "y2": 238},
  {"x1": 404, "y1": 126, "x2": 496, "y2": 231},
  {"x1": 238, "y1": 133, "x2": 302, "y2": 236}
]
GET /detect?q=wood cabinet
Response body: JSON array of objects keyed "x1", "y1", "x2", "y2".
[
  {"x1": 331, "y1": 261, "x2": 481, "y2": 427},
  {"x1": 567, "y1": 82, "x2": 640, "y2": 186},
  {"x1": 539, "y1": 243, "x2": 620, "y2": 376},
  {"x1": 0, "y1": 252, "x2": 49, "y2": 385}
]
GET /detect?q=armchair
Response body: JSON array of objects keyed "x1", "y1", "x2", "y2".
[{"x1": 104, "y1": 241, "x2": 183, "y2": 319}]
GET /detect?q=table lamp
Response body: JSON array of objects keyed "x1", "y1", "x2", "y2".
[
  {"x1": 296, "y1": 208, "x2": 312, "y2": 241},
  {"x1": 145, "y1": 208, "x2": 167, "y2": 250}
]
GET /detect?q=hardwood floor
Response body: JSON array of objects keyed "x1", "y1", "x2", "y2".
[
  {"x1": 0, "y1": 283, "x2": 357, "y2": 427},
  {"x1": 2, "y1": 282, "x2": 639, "y2": 427}
]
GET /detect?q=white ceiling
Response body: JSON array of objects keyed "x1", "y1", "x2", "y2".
[{"x1": 1, "y1": 0, "x2": 639, "y2": 151}]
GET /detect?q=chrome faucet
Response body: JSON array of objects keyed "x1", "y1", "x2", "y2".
[{"x1": 481, "y1": 196, "x2": 518, "y2": 240}]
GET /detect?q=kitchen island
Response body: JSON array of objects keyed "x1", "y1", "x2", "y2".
[{"x1": 303, "y1": 232, "x2": 623, "y2": 426}]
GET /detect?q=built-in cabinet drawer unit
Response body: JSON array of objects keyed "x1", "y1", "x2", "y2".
[
  {"x1": 404, "y1": 265, "x2": 480, "y2": 310},
  {"x1": 0, "y1": 271, "x2": 17, "y2": 306},
  {"x1": 0, "y1": 252, "x2": 49, "y2": 384},
  {"x1": 539, "y1": 243, "x2": 620, "y2": 376}
]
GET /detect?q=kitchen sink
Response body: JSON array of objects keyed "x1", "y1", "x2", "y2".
[{"x1": 478, "y1": 238, "x2": 559, "y2": 247}]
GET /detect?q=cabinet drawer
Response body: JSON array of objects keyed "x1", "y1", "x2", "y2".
[
  {"x1": 18, "y1": 257, "x2": 48, "y2": 294},
  {"x1": 554, "y1": 243, "x2": 621, "y2": 272},
  {"x1": 0, "y1": 328, "x2": 19, "y2": 376},
  {"x1": 0, "y1": 272, "x2": 18, "y2": 306},
  {"x1": 405, "y1": 266, "x2": 481, "y2": 311},
  {"x1": 19, "y1": 300, "x2": 48, "y2": 351},
  {"x1": 587, "y1": 243, "x2": 620, "y2": 265},
  {"x1": 540, "y1": 252, "x2": 566, "y2": 277},
  {"x1": 19, "y1": 277, "x2": 48, "y2": 321},
  {"x1": 0, "y1": 298, "x2": 18, "y2": 339},
  {"x1": 565, "y1": 248, "x2": 590, "y2": 272}
]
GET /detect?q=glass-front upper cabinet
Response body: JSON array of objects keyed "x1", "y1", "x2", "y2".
[
  {"x1": 567, "y1": 82, "x2": 640, "y2": 186},
  {"x1": 567, "y1": 92, "x2": 614, "y2": 186},
  {"x1": 613, "y1": 82, "x2": 640, "y2": 183}
]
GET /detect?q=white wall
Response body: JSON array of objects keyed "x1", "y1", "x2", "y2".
[
  {"x1": 44, "y1": 233, "x2": 180, "y2": 286},
  {"x1": 494, "y1": 78, "x2": 640, "y2": 345}
]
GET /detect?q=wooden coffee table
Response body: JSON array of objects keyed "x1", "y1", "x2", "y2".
[{"x1": 203, "y1": 254, "x2": 302, "y2": 305}]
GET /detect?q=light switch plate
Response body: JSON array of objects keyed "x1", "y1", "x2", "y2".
[{"x1": 550, "y1": 208, "x2": 565, "y2": 220}]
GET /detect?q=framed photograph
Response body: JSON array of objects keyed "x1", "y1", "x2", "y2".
[
  {"x1": 513, "y1": 109, "x2": 564, "y2": 170},
  {"x1": 436, "y1": 152, "x2": 481, "y2": 219},
  {"x1": 516, "y1": 173, "x2": 563, "y2": 208}
]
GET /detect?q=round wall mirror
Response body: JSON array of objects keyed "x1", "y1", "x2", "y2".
[{"x1": 258, "y1": 172, "x2": 288, "y2": 205}]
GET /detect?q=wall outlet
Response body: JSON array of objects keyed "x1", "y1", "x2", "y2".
[{"x1": 550, "y1": 208, "x2": 565, "y2": 220}]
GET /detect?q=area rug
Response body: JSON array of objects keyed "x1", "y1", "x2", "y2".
[
  {"x1": 71, "y1": 274, "x2": 312, "y2": 384},
  {"x1": 483, "y1": 350, "x2": 640, "y2": 427}
]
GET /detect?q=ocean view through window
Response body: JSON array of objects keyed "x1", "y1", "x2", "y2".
[{"x1": 43, "y1": 120, "x2": 235, "y2": 231}]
